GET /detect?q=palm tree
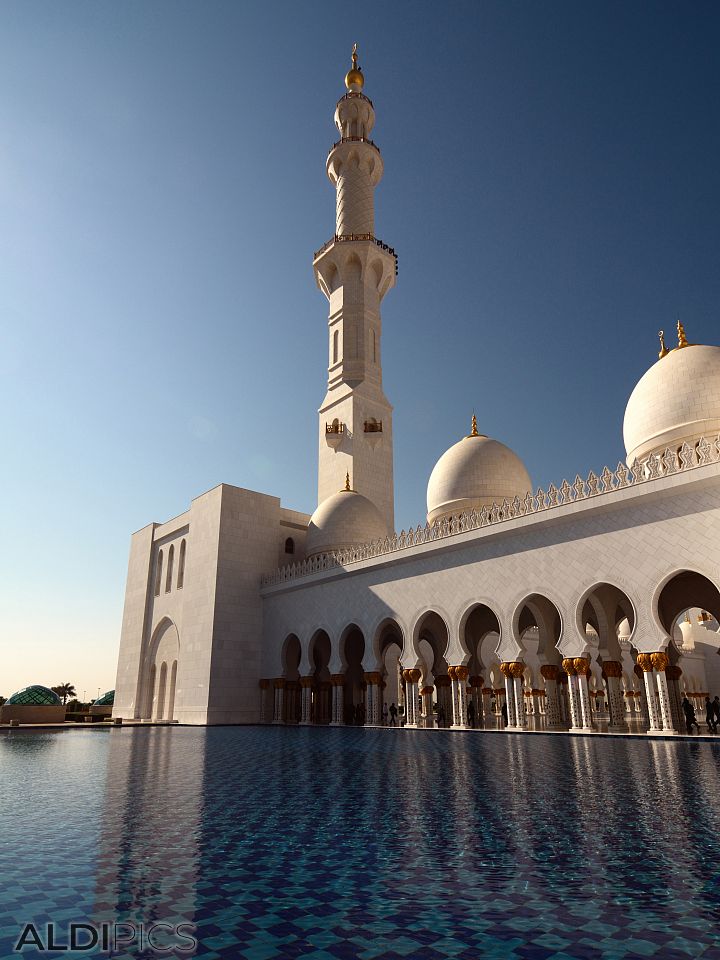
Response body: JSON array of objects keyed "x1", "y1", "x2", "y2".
[{"x1": 51, "y1": 683, "x2": 77, "y2": 705}]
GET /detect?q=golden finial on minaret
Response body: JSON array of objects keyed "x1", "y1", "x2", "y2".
[
  {"x1": 658, "y1": 330, "x2": 668, "y2": 359},
  {"x1": 343, "y1": 471, "x2": 351, "y2": 492},
  {"x1": 469, "y1": 413, "x2": 479, "y2": 437},
  {"x1": 677, "y1": 319, "x2": 688, "y2": 348},
  {"x1": 345, "y1": 43, "x2": 364, "y2": 91}
]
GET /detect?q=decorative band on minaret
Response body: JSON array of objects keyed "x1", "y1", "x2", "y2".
[{"x1": 313, "y1": 47, "x2": 397, "y2": 532}]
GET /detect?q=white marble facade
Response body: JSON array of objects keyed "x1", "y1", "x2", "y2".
[{"x1": 113, "y1": 52, "x2": 720, "y2": 732}]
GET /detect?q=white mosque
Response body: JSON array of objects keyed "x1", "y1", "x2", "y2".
[{"x1": 113, "y1": 50, "x2": 720, "y2": 735}]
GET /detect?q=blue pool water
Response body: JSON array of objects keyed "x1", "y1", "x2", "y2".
[{"x1": 1, "y1": 726, "x2": 720, "y2": 959}]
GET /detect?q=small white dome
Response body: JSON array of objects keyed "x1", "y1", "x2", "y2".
[
  {"x1": 426, "y1": 423, "x2": 532, "y2": 524},
  {"x1": 306, "y1": 489, "x2": 388, "y2": 557},
  {"x1": 617, "y1": 618, "x2": 631, "y2": 641},
  {"x1": 623, "y1": 343, "x2": 720, "y2": 464}
]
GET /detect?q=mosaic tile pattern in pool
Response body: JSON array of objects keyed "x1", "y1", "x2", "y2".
[{"x1": 1, "y1": 726, "x2": 720, "y2": 959}]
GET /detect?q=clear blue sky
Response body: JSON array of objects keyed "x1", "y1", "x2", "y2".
[{"x1": 1, "y1": 1, "x2": 719, "y2": 698}]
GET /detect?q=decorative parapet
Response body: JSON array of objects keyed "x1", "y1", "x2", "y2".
[{"x1": 260, "y1": 435, "x2": 720, "y2": 588}]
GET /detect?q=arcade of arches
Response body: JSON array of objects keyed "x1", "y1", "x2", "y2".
[{"x1": 260, "y1": 573, "x2": 720, "y2": 735}]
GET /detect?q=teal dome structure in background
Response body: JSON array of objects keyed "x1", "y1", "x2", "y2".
[
  {"x1": 6, "y1": 685, "x2": 62, "y2": 706},
  {"x1": 93, "y1": 690, "x2": 115, "y2": 706},
  {"x1": 1, "y1": 684, "x2": 66, "y2": 724}
]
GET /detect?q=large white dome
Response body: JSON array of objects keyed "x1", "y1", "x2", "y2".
[
  {"x1": 426, "y1": 422, "x2": 532, "y2": 524},
  {"x1": 306, "y1": 488, "x2": 388, "y2": 557},
  {"x1": 623, "y1": 343, "x2": 720, "y2": 465}
]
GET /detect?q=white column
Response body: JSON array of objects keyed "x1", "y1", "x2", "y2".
[
  {"x1": 654, "y1": 661, "x2": 677, "y2": 733},
  {"x1": 330, "y1": 677, "x2": 344, "y2": 725},
  {"x1": 452, "y1": 667, "x2": 469, "y2": 728},
  {"x1": 640, "y1": 661, "x2": 661, "y2": 731},
  {"x1": 259, "y1": 682, "x2": 270, "y2": 723},
  {"x1": 513, "y1": 677, "x2": 527, "y2": 729},
  {"x1": 403, "y1": 671, "x2": 420, "y2": 727},
  {"x1": 576, "y1": 673, "x2": 593, "y2": 730},
  {"x1": 449, "y1": 669, "x2": 460, "y2": 727},
  {"x1": 504, "y1": 675, "x2": 516, "y2": 727},
  {"x1": 272, "y1": 682, "x2": 285, "y2": 724},
  {"x1": 603, "y1": 664, "x2": 627, "y2": 731},
  {"x1": 300, "y1": 680, "x2": 312, "y2": 725},
  {"x1": 563, "y1": 662, "x2": 582, "y2": 731},
  {"x1": 558, "y1": 680, "x2": 568, "y2": 724},
  {"x1": 541, "y1": 667, "x2": 563, "y2": 728}
]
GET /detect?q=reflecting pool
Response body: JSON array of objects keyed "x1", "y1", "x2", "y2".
[{"x1": 2, "y1": 727, "x2": 720, "y2": 959}]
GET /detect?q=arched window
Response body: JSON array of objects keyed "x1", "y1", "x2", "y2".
[
  {"x1": 178, "y1": 539, "x2": 186, "y2": 589},
  {"x1": 285, "y1": 537, "x2": 295, "y2": 555},
  {"x1": 333, "y1": 330, "x2": 339, "y2": 364},
  {"x1": 154, "y1": 550, "x2": 164, "y2": 597},
  {"x1": 165, "y1": 544, "x2": 174, "y2": 593}
]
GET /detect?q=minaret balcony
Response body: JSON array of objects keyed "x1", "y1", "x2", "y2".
[
  {"x1": 336, "y1": 91, "x2": 374, "y2": 109},
  {"x1": 313, "y1": 234, "x2": 398, "y2": 276},
  {"x1": 328, "y1": 135, "x2": 380, "y2": 156},
  {"x1": 325, "y1": 420, "x2": 345, "y2": 448}
]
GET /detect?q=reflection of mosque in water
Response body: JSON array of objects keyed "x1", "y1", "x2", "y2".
[{"x1": 93, "y1": 729, "x2": 205, "y2": 940}]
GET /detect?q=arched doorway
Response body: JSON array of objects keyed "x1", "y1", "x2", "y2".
[
  {"x1": 144, "y1": 618, "x2": 180, "y2": 721},
  {"x1": 514, "y1": 595, "x2": 563, "y2": 729},
  {"x1": 373, "y1": 619, "x2": 404, "y2": 724},
  {"x1": 282, "y1": 634, "x2": 301, "y2": 724},
  {"x1": 309, "y1": 629, "x2": 332, "y2": 723},
  {"x1": 656, "y1": 571, "x2": 720, "y2": 731},
  {"x1": 340, "y1": 624, "x2": 366, "y2": 724},
  {"x1": 462, "y1": 604, "x2": 501, "y2": 728},
  {"x1": 413, "y1": 611, "x2": 450, "y2": 727},
  {"x1": 578, "y1": 583, "x2": 636, "y2": 731}
]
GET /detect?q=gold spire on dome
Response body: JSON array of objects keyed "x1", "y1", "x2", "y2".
[
  {"x1": 658, "y1": 330, "x2": 668, "y2": 359},
  {"x1": 468, "y1": 413, "x2": 479, "y2": 437},
  {"x1": 345, "y1": 42, "x2": 365, "y2": 91},
  {"x1": 677, "y1": 319, "x2": 689, "y2": 349},
  {"x1": 343, "y1": 471, "x2": 352, "y2": 492}
]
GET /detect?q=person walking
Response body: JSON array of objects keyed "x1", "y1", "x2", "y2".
[
  {"x1": 467, "y1": 699, "x2": 476, "y2": 728},
  {"x1": 682, "y1": 696, "x2": 700, "y2": 734},
  {"x1": 389, "y1": 702, "x2": 397, "y2": 726},
  {"x1": 501, "y1": 702, "x2": 508, "y2": 727},
  {"x1": 713, "y1": 696, "x2": 720, "y2": 733},
  {"x1": 705, "y1": 696, "x2": 716, "y2": 734},
  {"x1": 382, "y1": 703, "x2": 389, "y2": 726}
]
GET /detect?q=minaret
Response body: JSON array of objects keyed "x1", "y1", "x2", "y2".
[{"x1": 313, "y1": 46, "x2": 396, "y2": 531}]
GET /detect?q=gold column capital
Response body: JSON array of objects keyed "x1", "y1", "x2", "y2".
[
  {"x1": 573, "y1": 657, "x2": 590, "y2": 675},
  {"x1": 650, "y1": 651, "x2": 670, "y2": 673},
  {"x1": 601, "y1": 660, "x2": 623, "y2": 678},
  {"x1": 540, "y1": 664, "x2": 559, "y2": 680},
  {"x1": 636, "y1": 653, "x2": 654, "y2": 673}
]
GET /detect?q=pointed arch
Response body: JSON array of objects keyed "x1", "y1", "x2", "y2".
[
  {"x1": 177, "y1": 539, "x2": 186, "y2": 589},
  {"x1": 165, "y1": 544, "x2": 174, "y2": 593}
]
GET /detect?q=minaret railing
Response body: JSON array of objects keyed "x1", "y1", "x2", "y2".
[{"x1": 313, "y1": 234, "x2": 398, "y2": 274}]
